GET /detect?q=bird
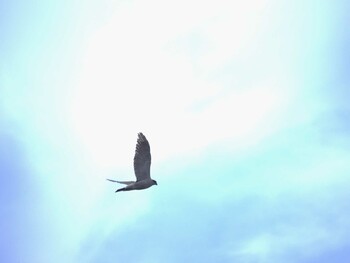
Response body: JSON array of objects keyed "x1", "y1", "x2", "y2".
[{"x1": 107, "y1": 132, "x2": 157, "y2": 192}]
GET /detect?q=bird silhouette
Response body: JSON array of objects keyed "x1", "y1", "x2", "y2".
[{"x1": 107, "y1": 133, "x2": 157, "y2": 192}]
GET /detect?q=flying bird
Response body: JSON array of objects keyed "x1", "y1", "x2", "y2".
[{"x1": 107, "y1": 133, "x2": 157, "y2": 192}]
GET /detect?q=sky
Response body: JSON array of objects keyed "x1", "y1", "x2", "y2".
[{"x1": 1, "y1": 0, "x2": 350, "y2": 262}]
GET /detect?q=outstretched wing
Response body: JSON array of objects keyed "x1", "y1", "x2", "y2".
[
  {"x1": 133, "y1": 133, "x2": 151, "y2": 181},
  {"x1": 106, "y1": 179, "x2": 135, "y2": 185}
]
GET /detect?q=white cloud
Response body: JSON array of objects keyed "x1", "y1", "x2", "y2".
[{"x1": 230, "y1": 219, "x2": 348, "y2": 263}]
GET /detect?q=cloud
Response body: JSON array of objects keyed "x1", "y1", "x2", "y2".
[
  {"x1": 2, "y1": 0, "x2": 350, "y2": 262},
  {"x1": 228, "y1": 196, "x2": 350, "y2": 263}
]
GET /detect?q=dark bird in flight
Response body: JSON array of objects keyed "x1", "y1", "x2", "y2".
[{"x1": 107, "y1": 132, "x2": 157, "y2": 192}]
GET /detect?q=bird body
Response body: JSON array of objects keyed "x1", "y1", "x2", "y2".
[{"x1": 107, "y1": 133, "x2": 157, "y2": 192}]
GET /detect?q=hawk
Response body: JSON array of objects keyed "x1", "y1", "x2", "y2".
[{"x1": 107, "y1": 133, "x2": 157, "y2": 192}]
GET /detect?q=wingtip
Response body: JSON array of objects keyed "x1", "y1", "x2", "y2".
[
  {"x1": 106, "y1": 178, "x2": 117, "y2": 183},
  {"x1": 137, "y1": 132, "x2": 147, "y2": 141}
]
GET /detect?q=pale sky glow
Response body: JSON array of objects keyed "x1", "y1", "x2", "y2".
[
  {"x1": 71, "y1": 0, "x2": 290, "y2": 168},
  {"x1": 1, "y1": 0, "x2": 350, "y2": 262}
]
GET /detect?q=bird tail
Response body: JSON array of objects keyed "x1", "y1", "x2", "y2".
[
  {"x1": 116, "y1": 186, "x2": 134, "y2": 192},
  {"x1": 106, "y1": 179, "x2": 135, "y2": 185},
  {"x1": 116, "y1": 187, "x2": 126, "y2": 192}
]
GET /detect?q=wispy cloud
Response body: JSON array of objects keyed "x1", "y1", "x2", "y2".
[{"x1": 1, "y1": 0, "x2": 350, "y2": 262}]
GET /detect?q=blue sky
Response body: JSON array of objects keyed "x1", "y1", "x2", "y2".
[{"x1": 1, "y1": 0, "x2": 350, "y2": 262}]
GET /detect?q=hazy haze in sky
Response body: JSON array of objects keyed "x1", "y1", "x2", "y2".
[{"x1": 1, "y1": 1, "x2": 350, "y2": 262}]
